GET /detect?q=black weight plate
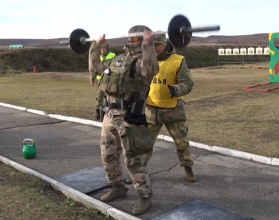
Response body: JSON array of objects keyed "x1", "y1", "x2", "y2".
[
  {"x1": 69, "y1": 29, "x2": 90, "y2": 54},
  {"x1": 168, "y1": 14, "x2": 192, "y2": 48}
]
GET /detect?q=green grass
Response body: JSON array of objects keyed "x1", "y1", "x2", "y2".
[{"x1": 0, "y1": 162, "x2": 110, "y2": 220}]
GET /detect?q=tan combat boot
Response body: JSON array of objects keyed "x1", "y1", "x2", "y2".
[
  {"x1": 132, "y1": 196, "x2": 152, "y2": 215},
  {"x1": 185, "y1": 167, "x2": 196, "y2": 182},
  {"x1": 125, "y1": 178, "x2": 133, "y2": 184},
  {"x1": 100, "y1": 184, "x2": 129, "y2": 202}
]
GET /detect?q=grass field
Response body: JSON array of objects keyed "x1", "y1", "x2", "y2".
[
  {"x1": 1, "y1": 62, "x2": 278, "y2": 158},
  {"x1": 1, "y1": 62, "x2": 278, "y2": 219},
  {"x1": 0, "y1": 162, "x2": 109, "y2": 220}
]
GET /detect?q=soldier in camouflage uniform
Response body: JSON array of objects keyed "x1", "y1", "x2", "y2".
[
  {"x1": 90, "y1": 42, "x2": 115, "y2": 121},
  {"x1": 126, "y1": 32, "x2": 196, "y2": 185},
  {"x1": 88, "y1": 26, "x2": 159, "y2": 215}
]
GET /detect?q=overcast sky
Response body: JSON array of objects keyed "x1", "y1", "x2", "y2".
[{"x1": 0, "y1": 0, "x2": 278, "y2": 39}]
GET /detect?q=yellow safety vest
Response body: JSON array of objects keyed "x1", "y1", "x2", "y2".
[
  {"x1": 96, "y1": 52, "x2": 116, "y2": 80},
  {"x1": 147, "y1": 54, "x2": 184, "y2": 108}
]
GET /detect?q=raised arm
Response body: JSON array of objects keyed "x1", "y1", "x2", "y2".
[
  {"x1": 140, "y1": 31, "x2": 159, "y2": 81},
  {"x1": 88, "y1": 40, "x2": 112, "y2": 75}
]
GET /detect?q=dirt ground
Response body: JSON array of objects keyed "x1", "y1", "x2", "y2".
[{"x1": 0, "y1": 62, "x2": 278, "y2": 159}]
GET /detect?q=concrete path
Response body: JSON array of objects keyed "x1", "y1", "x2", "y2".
[{"x1": 0, "y1": 106, "x2": 278, "y2": 220}]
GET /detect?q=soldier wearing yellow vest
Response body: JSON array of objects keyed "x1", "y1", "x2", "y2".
[
  {"x1": 90, "y1": 42, "x2": 115, "y2": 121},
  {"x1": 148, "y1": 32, "x2": 196, "y2": 181},
  {"x1": 126, "y1": 32, "x2": 196, "y2": 184}
]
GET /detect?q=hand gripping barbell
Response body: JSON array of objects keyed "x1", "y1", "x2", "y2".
[{"x1": 60, "y1": 14, "x2": 220, "y2": 54}]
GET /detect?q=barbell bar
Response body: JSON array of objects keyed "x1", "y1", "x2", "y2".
[{"x1": 61, "y1": 14, "x2": 220, "y2": 54}]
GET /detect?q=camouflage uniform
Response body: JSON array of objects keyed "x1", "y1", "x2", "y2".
[
  {"x1": 88, "y1": 26, "x2": 159, "y2": 215},
  {"x1": 90, "y1": 42, "x2": 115, "y2": 121},
  {"x1": 145, "y1": 33, "x2": 196, "y2": 182}
]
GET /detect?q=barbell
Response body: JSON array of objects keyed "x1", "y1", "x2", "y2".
[{"x1": 60, "y1": 14, "x2": 220, "y2": 54}]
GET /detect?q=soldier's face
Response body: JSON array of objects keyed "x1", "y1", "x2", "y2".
[
  {"x1": 128, "y1": 37, "x2": 141, "y2": 47},
  {"x1": 101, "y1": 47, "x2": 107, "y2": 54},
  {"x1": 155, "y1": 44, "x2": 166, "y2": 56}
]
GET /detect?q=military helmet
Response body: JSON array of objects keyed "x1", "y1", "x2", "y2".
[
  {"x1": 128, "y1": 25, "x2": 152, "y2": 41},
  {"x1": 154, "y1": 31, "x2": 167, "y2": 46},
  {"x1": 128, "y1": 25, "x2": 151, "y2": 34}
]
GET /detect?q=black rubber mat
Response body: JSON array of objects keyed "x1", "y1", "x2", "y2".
[
  {"x1": 151, "y1": 200, "x2": 254, "y2": 220},
  {"x1": 55, "y1": 167, "x2": 129, "y2": 194}
]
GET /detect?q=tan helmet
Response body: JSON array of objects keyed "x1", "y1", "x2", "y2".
[
  {"x1": 154, "y1": 31, "x2": 167, "y2": 46},
  {"x1": 128, "y1": 25, "x2": 152, "y2": 41}
]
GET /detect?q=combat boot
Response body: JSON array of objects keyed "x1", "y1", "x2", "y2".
[
  {"x1": 100, "y1": 184, "x2": 128, "y2": 202},
  {"x1": 94, "y1": 109, "x2": 101, "y2": 121},
  {"x1": 125, "y1": 178, "x2": 133, "y2": 184},
  {"x1": 132, "y1": 196, "x2": 152, "y2": 215},
  {"x1": 185, "y1": 167, "x2": 196, "y2": 182}
]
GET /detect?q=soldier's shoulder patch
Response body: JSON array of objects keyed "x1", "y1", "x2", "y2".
[{"x1": 114, "y1": 57, "x2": 125, "y2": 67}]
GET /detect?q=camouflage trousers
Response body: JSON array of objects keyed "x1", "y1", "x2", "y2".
[
  {"x1": 100, "y1": 113, "x2": 153, "y2": 197},
  {"x1": 144, "y1": 121, "x2": 194, "y2": 168},
  {"x1": 95, "y1": 80, "x2": 105, "y2": 110}
]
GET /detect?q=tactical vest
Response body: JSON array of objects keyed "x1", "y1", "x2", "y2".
[
  {"x1": 147, "y1": 54, "x2": 184, "y2": 108},
  {"x1": 98, "y1": 54, "x2": 149, "y2": 99},
  {"x1": 96, "y1": 52, "x2": 116, "y2": 80}
]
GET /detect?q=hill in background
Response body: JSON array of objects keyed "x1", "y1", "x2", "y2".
[
  {"x1": 0, "y1": 33, "x2": 278, "y2": 48},
  {"x1": 0, "y1": 32, "x2": 275, "y2": 74}
]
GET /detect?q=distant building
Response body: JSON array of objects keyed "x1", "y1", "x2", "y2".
[{"x1": 9, "y1": 45, "x2": 24, "y2": 49}]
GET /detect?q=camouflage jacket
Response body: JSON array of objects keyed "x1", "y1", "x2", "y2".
[
  {"x1": 145, "y1": 41, "x2": 194, "y2": 124},
  {"x1": 89, "y1": 53, "x2": 108, "y2": 84},
  {"x1": 88, "y1": 39, "x2": 159, "y2": 117}
]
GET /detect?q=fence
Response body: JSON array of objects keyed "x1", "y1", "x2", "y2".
[{"x1": 217, "y1": 46, "x2": 270, "y2": 66}]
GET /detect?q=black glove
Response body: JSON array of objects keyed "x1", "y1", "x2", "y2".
[{"x1": 168, "y1": 85, "x2": 176, "y2": 98}]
